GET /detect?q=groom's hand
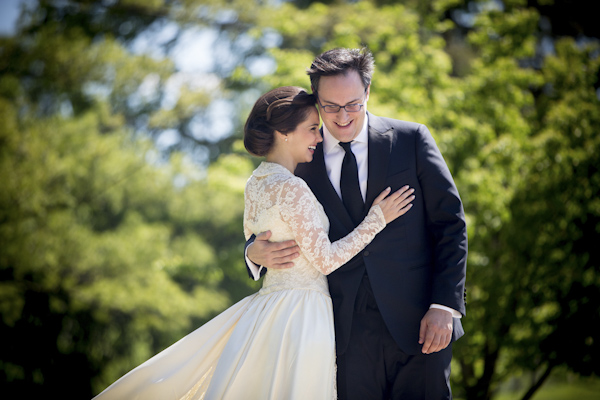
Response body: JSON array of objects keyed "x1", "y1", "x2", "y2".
[
  {"x1": 247, "y1": 231, "x2": 299, "y2": 270},
  {"x1": 418, "y1": 308, "x2": 453, "y2": 354}
]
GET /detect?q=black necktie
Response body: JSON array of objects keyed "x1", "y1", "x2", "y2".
[{"x1": 339, "y1": 141, "x2": 364, "y2": 225}]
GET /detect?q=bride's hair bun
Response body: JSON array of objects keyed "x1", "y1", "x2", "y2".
[{"x1": 244, "y1": 86, "x2": 316, "y2": 157}]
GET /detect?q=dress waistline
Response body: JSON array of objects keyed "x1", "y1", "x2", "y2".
[{"x1": 258, "y1": 285, "x2": 330, "y2": 298}]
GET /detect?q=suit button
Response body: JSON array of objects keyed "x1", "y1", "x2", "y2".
[{"x1": 364, "y1": 251, "x2": 370, "y2": 256}]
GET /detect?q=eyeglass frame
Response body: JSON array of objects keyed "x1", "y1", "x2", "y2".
[{"x1": 315, "y1": 88, "x2": 368, "y2": 114}]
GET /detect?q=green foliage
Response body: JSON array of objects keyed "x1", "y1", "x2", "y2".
[
  {"x1": 453, "y1": 13, "x2": 600, "y2": 400},
  {"x1": 469, "y1": 7, "x2": 539, "y2": 62},
  {"x1": 0, "y1": 95, "x2": 257, "y2": 396}
]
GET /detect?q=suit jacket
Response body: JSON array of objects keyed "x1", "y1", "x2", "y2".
[
  {"x1": 246, "y1": 113, "x2": 467, "y2": 356},
  {"x1": 294, "y1": 113, "x2": 467, "y2": 356}
]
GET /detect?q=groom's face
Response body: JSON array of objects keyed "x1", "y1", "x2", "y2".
[{"x1": 315, "y1": 70, "x2": 369, "y2": 144}]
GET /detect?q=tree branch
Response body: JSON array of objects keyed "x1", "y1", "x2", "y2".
[{"x1": 520, "y1": 362, "x2": 555, "y2": 400}]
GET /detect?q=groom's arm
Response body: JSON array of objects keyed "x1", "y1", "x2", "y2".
[
  {"x1": 245, "y1": 231, "x2": 300, "y2": 280},
  {"x1": 414, "y1": 123, "x2": 467, "y2": 354},
  {"x1": 415, "y1": 123, "x2": 467, "y2": 316},
  {"x1": 244, "y1": 234, "x2": 264, "y2": 280}
]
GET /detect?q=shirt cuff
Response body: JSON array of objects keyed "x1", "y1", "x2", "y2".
[
  {"x1": 245, "y1": 245, "x2": 264, "y2": 281},
  {"x1": 430, "y1": 304, "x2": 462, "y2": 318}
]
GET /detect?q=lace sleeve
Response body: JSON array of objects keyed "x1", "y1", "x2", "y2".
[
  {"x1": 278, "y1": 177, "x2": 386, "y2": 275},
  {"x1": 243, "y1": 199, "x2": 253, "y2": 242}
]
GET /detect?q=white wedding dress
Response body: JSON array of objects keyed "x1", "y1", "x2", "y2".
[{"x1": 94, "y1": 162, "x2": 385, "y2": 400}]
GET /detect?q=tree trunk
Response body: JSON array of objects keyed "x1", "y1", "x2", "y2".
[{"x1": 520, "y1": 363, "x2": 555, "y2": 400}]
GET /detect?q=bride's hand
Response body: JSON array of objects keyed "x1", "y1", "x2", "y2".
[{"x1": 372, "y1": 185, "x2": 415, "y2": 224}]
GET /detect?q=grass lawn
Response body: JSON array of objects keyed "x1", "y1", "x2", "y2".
[{"x1": 493, "y1": 376, "x2": 600, "y2": 400}]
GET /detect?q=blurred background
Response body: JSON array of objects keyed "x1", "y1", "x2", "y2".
[{"x1": 0, "y1": 0, "x2": 598, "y2": 398}]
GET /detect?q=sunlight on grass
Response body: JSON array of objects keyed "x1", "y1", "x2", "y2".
[{"x1": 494, "y1": 378, "x2": 600, "y2": 400}]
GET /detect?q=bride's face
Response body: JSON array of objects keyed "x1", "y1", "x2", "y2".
[{"x1": 286, "y1": 108, "x2": 322, "y2": 164}]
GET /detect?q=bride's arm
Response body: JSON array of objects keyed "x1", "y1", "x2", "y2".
[{"x1": 278, "y1": 178, "x2": 386, "y2": 275}]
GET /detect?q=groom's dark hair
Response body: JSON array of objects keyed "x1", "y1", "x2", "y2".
[{"x1": 307, "y1": 47, "x2": 375, "y2": 92}]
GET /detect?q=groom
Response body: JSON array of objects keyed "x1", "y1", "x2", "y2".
[{"x1": 246, "y1": 48, "x2": 467, "y2": 399}]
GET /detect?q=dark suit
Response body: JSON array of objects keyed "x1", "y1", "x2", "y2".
[
  {"x1": 247, "y1": 113, "x2": 467, "y2": 398},
  {"x1": 296, "y1": 113, "x2": 467, "y2": 356}
]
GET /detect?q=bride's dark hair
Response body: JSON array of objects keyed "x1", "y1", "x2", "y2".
[{"x1": 244, "y1": 86, "x2": 316, "y2": 157}]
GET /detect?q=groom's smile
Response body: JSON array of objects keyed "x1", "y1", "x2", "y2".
[{"x1": 315, "y1": 70, "x2": 369, "y2": 144}]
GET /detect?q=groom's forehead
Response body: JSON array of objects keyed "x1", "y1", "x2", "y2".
[{"x1": 316, "y1": 73, "x2": 366, "y2": 100}]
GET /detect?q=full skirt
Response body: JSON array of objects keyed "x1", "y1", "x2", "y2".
[{"x1": 94, "y1": 288, "x2": 337, "y2": 399}]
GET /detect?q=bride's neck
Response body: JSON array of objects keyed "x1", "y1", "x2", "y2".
[{"x1": 266, "y1": 152, "x2": 296, "y2": 174}]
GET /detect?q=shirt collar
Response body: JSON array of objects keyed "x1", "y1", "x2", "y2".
[{"x1": 322, "y1": 115, "x2": 369, "y2": 155}]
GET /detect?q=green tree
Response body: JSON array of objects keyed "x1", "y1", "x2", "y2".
[
  {"x1": 503, "y1": 37, "x2": 600, "y2": 400},
  {"x1": 0, "y1": 1, "x2": 267, "y2": 396},
  {"x1": 444, "y1": 4, "x2": 600, "y2": 398},
  {"x1": 0, "y1": 94, "x2": 259, "y2": 397},
  {"x1": 1, "y1": 0, "x2": 265, "y2": 159}
]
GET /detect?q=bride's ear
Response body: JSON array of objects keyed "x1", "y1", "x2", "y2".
[{"x1": 275, "y1": 131, "x2": 288, "y2": 142}]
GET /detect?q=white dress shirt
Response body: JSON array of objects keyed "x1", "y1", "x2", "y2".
[{"x1": 322, "y1": 118, "x2": 369, "y2": 203}]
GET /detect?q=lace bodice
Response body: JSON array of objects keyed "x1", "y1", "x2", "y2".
[{"x1": 244, "y1": 162, "x2": 385, "y2": 295}]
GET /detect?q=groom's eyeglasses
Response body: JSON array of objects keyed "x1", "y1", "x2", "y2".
[{"x1": 316, "y1": 89, "x2": 367, "y2": 114}]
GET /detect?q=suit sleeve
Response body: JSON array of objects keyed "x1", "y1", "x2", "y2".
[
  {"x1": 415, "y1": 124, "x2": 467, "y2": 316},
  {"x1": 244, "y1": 234, "x2": 266, "y2": 281}
]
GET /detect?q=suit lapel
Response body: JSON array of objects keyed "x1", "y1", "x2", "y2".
[
  {"x1": 298, "y1": 139, "x2": 356, "y2": 232},
  {"x1": 365, "y1": 113, "x2": 393, "y2": 207}
]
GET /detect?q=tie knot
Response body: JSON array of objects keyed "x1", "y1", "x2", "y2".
[{"x1": 339, "y1": 141, "x2": 353, "y2": 153}]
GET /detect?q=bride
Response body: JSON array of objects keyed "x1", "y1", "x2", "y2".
[{"x1": 93, "y1": 86, "x2": 414, "y2": 399}]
